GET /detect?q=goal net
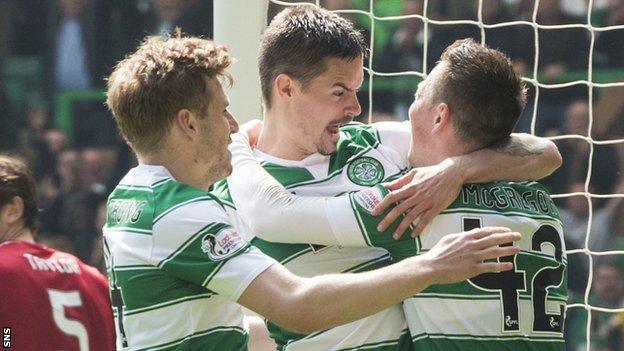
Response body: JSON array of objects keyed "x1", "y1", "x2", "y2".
[{"x1": 229, "y1": 1, "x2": 624, "y2": 350}]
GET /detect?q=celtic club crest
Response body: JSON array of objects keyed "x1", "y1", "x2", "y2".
[{"x1": 347, "y1": 157, "x2": 385, "y2": 186}]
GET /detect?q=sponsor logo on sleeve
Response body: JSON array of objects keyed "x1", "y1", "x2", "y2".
[
  {"x1": 201, "y1": 227, "x2": 247, "y2": 261},
  {"x1": 353, "y1": 187, "x2": 384, "y2": 214}
]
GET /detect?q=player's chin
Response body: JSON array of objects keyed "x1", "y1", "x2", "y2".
[
  {"x1": 317, "y1": 138, "x2": 339, "y2": 156},
  {"x1": 219, "y1": 162, "x2": 233, "y2": 180},
  {"x1": 221, "y1": 152, "x2": 233, "y2": 176}
]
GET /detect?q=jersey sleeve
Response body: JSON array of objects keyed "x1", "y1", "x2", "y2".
[
  {"x1": 151, "y1": 192, "x2": 276, "y2": 301},
  {"x1": 227, "y1": 132, "x2": 345, "y2": 246},
  {"x1": 326, "y1": 185, "x2": 417, "y2": 260}
]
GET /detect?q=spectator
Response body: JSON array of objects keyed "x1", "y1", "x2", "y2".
[
  {"x1": 0, "y1": 154, "x2": 115, "y2": 350},
  {"x1": 566, "y1": 260, "x2": 624, "y2": 351},
  {"x1": 558, "y1": 182, "x2": 615, "y2": 253},
  {"x1": 595, "y1": 0, "x2": 624, "y2": 68},
  {"x1": 378, "y1": 0, "x2": 429, "y2": 74},
  {"x1": 543, "y1": 99, "x2": 620, "y2": 195},
  {"x1": 376, "y1": 0, "x2": 437, "y2": 114},
  {"x1": 516, "y1": 0, "x2": 590, "y2": 133},
  {"x1": 14, "y1": 99, "x2": 52, "y2": 178},
  {"x1": 87, "y1": 200, "x2": 107, "y2": 272},
  {"x1": 46, "y1": 0, "x2": 98, "y2": 93},
  {"x1": 143, "y1": 0, "x2": 213, "y2": 37}
]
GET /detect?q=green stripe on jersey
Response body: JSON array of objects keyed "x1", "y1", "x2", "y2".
[
  {"x1": 251, "y1": 237, "x2": 312, "y2": 264},
  {"x1": 112, "y1": 267, "x2": 215, "y2": 311},
  {"x1": 106, "y1": 188, "x2": 154, "y2": 233},
  {"x1": 136, "y1": 326, "x2": 248, "y2": 351},
  {"x1": 328, "y1": 123, "x2": 380, "y2": 174},
  {"x1": 152, "y1": 180, "x2": 223, "y2": 220},
  {"x1": 159, "y1": 224, "x2": 250, "y2": 289},
  {"x1": 411, "y1": 333, "x2": 563, "y2": 351},
  {"x1": 263, "y1": 164, "x2": 315, "y2": 188},
  {"x1": 212, "y1": 179, "x2": 235, "y2": 207}
]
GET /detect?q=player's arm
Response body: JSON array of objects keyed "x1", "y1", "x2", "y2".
[
  {"x1": 228, "y1": 132, "x2": 414, "y2": 252},
  {"x1": 238, "y1": 226, "x2": 521, "y2": 334},
  {"x1": 372, "y1": 133, "x2": 562, "y2": 238},
  {"x1": 227, "y1": 132, "x2": 349, "y2": 246}
]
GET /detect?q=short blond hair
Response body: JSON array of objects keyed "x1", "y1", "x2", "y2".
[{"x1": 106, "y1": 35, "x2": 233, "y2": 155}]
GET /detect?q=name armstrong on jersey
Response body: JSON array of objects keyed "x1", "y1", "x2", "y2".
[{"x1": 461, "y1": 183, "x2": 558, "y2": 216}]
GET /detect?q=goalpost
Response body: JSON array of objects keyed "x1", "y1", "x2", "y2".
[
  {"x1": 213, "y1": 0, "x2": 267, "y2": 123},
  {"x1": 215, "y1": 1, "x2": 624, "y2": 350}
]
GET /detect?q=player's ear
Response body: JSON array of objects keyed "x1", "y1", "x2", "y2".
[
  {"x1": 1, "y1": 196, "x2": 24, "y2": 226},
  {"x1": 432, "y1": 102, "x2": 450, "y2": 134},
  {"x1": 275, "y1": 74, "x2": 295, "y2": 102},
  {"x1": 175, "y1": 109, "x2": 198, "y2": 140}
]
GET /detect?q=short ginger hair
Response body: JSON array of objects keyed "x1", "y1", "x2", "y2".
[{"x1": 106, "y1": 35, "x2": 233, "y2": 155}]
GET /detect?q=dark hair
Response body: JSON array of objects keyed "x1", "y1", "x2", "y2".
[
  {"x1": 259, "y1": 4, "x2": 368, "y2": 108},
  {"x1": 0, "y1": 154, "x2": 38, "y2": 232},
  {"x1": 434, "y1": 38, "x2": 527, "y2": 147},
  {"x1": 106, "y1": 34, "x2": 233, "y2": 155}
]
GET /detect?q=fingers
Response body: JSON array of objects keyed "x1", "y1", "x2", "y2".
[
  {"x1": 466, "y1": 227, "x2": 513, "y2": 240},
  {"x1": 478, "y1": 244, "x2": 520, "y2": 262},
  {"x1": 385, "y1": 171, "x2": 415, "y2": 191},
  {"x1": 376, "y1": 194, "x2": 421, "y2": 231},
  {"x1": 475, "y1": 231, "x2": 522, "y2": 248},
  {"x1": 372, "y1": 188, "x2": 410, "y2": 216},
  {"x1": 476, "y1": 261, "x2": 515, "y2": 274},
  {"x1": 392, "y1": 206, "x2": 423, "y2": 239},
  {"x1": 372, "y1": 172, "x2": 416, "y2": 215},
  {"x1": 410, "y1": 210, "x2": 435, "y2": 237}
]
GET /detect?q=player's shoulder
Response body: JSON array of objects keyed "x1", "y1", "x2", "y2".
[
  {"x1": 114, "y1": 165, "x2": 228, "y2": 222},
  {"x1": 211, "y1": 179, "x2": 236, "y2": 210},
  {"x1": 338, "y1": 120, "x2": 411, "y2": 154},
  {"x1": 449, "y1": 181, "x2": 560, "y2": 220},
  {"x1": 0, "y1": 241, "x2": 108, "y2": 285},
  {"x1": 339, "y1": 121, "x2": 380, "y2": 148},
  {"x1": 0, "y1": 241, "x2": 35, "y2": 272}
]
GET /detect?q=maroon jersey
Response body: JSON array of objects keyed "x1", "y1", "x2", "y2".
[{"x1": 0, "y1": 241, "x2": 115, "y2": 351}]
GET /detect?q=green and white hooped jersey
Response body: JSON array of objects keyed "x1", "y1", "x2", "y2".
[
  {"x1": 336, "y1": 181, "x2": 567, "y2": 351},
  {"x1": 214, "y1": 122, "x2": 414, "y2": 351},
  {"x1": 103, "y1": 165, "x2": 276, "y2": 351}
]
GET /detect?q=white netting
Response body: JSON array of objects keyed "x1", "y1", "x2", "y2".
[{"x1": 268, "y1": 1, "x2": 624, "y2": 349}]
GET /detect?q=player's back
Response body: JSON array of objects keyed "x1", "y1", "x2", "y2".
[
  {"x1": 0, "y1": 240, "x2": 115, "y2": 351},
  {"x1": 404, "y1": 181, "x2": 567, "y2": 350}
]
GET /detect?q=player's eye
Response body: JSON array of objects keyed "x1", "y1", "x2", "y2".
[{"x1": 333, "y1": 90, "x2": 345, "y2": 97}]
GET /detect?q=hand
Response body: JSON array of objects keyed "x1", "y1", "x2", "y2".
[
  {"x1": 239, "y1": 119, "x2": 264, "y2": 147},
  {"x1": 419, "y1": 227, "x2": 522, "y2": 285},
  {"x1": 371, "y1": 158, "x2": 463, "y2": 239}
]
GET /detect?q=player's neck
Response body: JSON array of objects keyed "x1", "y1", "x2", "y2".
[
  {"x1": 429, "y1": 138, "x2": 480, "y2": 165},
  {"x1": 258, "y1": 111, "x2": 313, "y2": 161},
  {"x1": 137, "y1": 147, "x2": 214, "y2": 191},
  {"x1": 2, "y1": 225, "x2": 35, "y2": 244}
]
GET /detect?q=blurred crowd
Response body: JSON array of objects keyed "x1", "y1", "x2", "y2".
[
  {"x1": 0, "y1": 0, "x2": 214, "y2": 270},
  {"x1": 0, "y1": 1, "x2": 623, "y2": 350}
]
